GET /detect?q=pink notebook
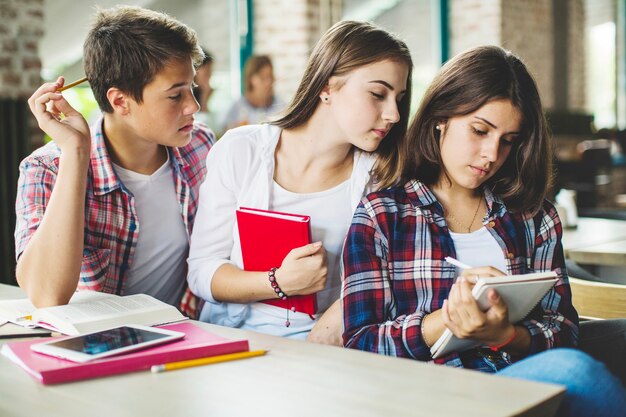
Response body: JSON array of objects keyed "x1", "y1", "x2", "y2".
[{"x1": 1, "y1": 322, "x2": 249, "y2": 385}]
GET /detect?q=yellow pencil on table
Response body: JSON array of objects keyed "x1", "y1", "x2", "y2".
[
  {"x1": 57, "y1": 76, "x2": 88, "y2": 92},
  {"x1": 151, "y1": 349, "x2": 267, "y2": 373}
]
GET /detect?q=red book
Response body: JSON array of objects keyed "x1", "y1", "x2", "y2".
[
  {"x1": 1, "y1": 322, "x2": 248, "y2": 385},
  {"x1": 236, "y1": 207, "x2": 316, "y2": 315}
]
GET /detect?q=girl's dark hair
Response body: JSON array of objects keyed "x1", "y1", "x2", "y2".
[
  {"x1": 273, "y1": 20, "x2": 413, "y2": 189},
  {"x1": 403, "y1": 45, "x2": 552, "y2": 214}
]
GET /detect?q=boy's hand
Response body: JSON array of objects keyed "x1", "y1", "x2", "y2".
[
  {"x1": 274, "y1": 241, "x2": 327, "y2": 296},
  {"x1": 442, "y1": 277, "x2": 512, "y2": 346},
  {"x1": 28, "y1": 76, "x2": 90, "y2": 153}
]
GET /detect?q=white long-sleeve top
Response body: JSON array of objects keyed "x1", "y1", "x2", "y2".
[{"x1": 187, "y1": 123, "x2": 376, "y2": 330}]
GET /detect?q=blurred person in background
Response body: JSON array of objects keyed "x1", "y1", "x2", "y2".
[
  {"x1": 193, "y1": 47, "x2": 216, "y2": 129},
  {"x1": 221, "y1": 55, "x2": 284, "y2": 131}
]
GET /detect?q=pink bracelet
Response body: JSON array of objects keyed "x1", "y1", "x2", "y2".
[
  {"x1": 268, "y1": 267, "x2": 288, "y2": 301},
  {"x1": 489, "y1": 327, "x2": 517, "y2": 352}
]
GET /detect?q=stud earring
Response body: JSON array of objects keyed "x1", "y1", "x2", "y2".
[
  {"x1": 435, "y1": 125, "x2": 441, "y2": 131},
  {"x1": 322, "y1": 96, "x2": 329, "y2": 103}
]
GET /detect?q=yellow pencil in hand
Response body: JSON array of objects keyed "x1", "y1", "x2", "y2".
[
  {"x1": 57, "y1": 76, "x2": 88, "y2": 92},
  {"x1": 151, "y1": 349, "x2": 267, "y2": 373}
]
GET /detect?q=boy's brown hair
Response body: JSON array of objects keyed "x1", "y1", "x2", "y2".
[
  {"x1": 403, "y1": 45, "x2": 552, "y2": 214},
  {"x1": 83, "y1": 5, "x2": 204, "y2": 113}
]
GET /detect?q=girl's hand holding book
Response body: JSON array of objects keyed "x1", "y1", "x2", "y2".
[
  {"x1": 442, "y1": 276, "x2": 512, "y2": 346},
  {"x1": 274, "y1": 241, "x2": 327, "y2": 296}
]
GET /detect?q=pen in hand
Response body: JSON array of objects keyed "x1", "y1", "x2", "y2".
[
  {"x1": 444, "y1": 256, "x2": 472, "y2": 270},
  {"x1": 57, "y1": 76, "x2": 88, "y2": 92},
  {"x1": 445, "y1": 257, "x2": 480, "y2": 285}
]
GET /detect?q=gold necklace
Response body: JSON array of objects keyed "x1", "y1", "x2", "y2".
[{"x1": 445, "y1": 197, "x2": 482, "y2": 233}]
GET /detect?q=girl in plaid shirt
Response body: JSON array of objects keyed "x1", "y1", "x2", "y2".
[{"x1": 342, "y1": 46, "x2": 625, "y2": 416}]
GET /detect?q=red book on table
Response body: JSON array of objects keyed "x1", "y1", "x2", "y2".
[
  {"x1": 1, "y1": 322, "x2": 249, "y2": 385},
  {"x1": 236, "y1": 207, "x2": 316, "y2": 315}
]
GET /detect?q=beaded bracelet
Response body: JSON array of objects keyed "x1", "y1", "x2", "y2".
[
  {"x1": 268, "y1": 267, "x2": 292, "y2": 327},
  {"x1": 489, "y1": 327, "x2": 517, "y2": 352},
  {"x1": 268, "y1": 267, "x2": 288, "y2": 301}
]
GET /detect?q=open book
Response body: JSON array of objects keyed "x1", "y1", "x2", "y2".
[
  {"x1": 430, "y1": 271, "x2": 558, "y2": 359},
  {"x1": 0, "y1": 291, "x2": 186, "y2": 336}
]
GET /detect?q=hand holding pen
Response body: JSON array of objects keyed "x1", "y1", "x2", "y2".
[
  {"x1": 27, "y1": 76, "x2": 91, "y2": 153},
  {"x1": 57, "y1": 76, "x2": 88, "y2": 92},
  {"x1": 444, "y1": 257, "x2": 505, "y2": 284},
  {"x1": 442, "y1": 257, "x2": 512, "y2": 345},
  {"x1": 444, "y1": 256, "x2": 471, "y2": 270}
]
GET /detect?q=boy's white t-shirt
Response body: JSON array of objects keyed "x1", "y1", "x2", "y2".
[
  {"x1": 112, "y1": 156, "x2": 187, "y2": 306},
  {"x1": 241, "y1": 178, "x2": 353, "y2": 339},
  {"x1": 449, "y1": 227, "x2": 508, "y2": 275}
]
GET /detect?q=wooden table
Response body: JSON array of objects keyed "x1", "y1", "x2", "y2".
[
  {"x1": 562, "y1": 217, "x2": 626, "y2": 266},
  {"x1": 564, "y1": 240, "x2": 626, "y2": 267},
  {"x1": 0, "y1": 284, "x2": 564, "y2": 417}
]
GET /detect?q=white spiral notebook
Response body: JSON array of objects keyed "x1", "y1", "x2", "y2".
[{"x1": 430, "y1": 271, "x2": 559, "y2": 359}]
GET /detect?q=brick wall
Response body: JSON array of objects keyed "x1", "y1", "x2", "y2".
[
  {"x1": 253, "y1": 0, "x2": 341, "y2": 103},
  {"x1": 196, "y1": 0, "x2": 231, "y2": 71},
  {"x1": 0, "y1": 0, "x2": 43, "y2": 98},
  {"x1": 449, "y1": 0, "x2": 502, "y2": 55},
  {"x1": 449, "y1": 0, "x2": 585, "y2": 113},
  {"x1": 501, "y1": 0, "x2": 555, "y2": 110},
  {"x1": 567, "y1": 0, "x2": 585, "y2": 111}
]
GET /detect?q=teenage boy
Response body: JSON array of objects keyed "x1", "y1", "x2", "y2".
[{"x1": 15, "y1": 6, "x2": 214, "y2": 317}]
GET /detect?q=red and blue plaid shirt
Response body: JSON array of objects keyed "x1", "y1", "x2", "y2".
[
  {"x1": 15, "y1": 118, "x2": 214, "y2": 318},
  {"x1": 342, "y1": 179, "x2": 579, "y2": 368}
]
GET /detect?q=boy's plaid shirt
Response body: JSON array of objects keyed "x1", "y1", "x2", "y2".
[{"x1": 15, "y1": 119, "x2": 215, "y2": 318}]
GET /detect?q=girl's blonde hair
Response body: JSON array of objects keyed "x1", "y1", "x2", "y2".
[{"x1": 273, "y1": 20, "x2": 413, "y2": 189}]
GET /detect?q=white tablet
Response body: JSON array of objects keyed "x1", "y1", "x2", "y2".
[{"x1": 30, "y1": 325, "x2": 185, "y2": 363}]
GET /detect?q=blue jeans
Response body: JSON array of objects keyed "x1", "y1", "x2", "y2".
[
  {"x1": 499, "y1": 349, "x2": 626, "y2": 417},
  {"x1": 578, "y1": 319, "x2": 626, "y2": 385}
]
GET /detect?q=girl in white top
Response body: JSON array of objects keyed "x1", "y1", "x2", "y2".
[{"x1": 187, "y1": 20, "x2": 413, "y2": 344}]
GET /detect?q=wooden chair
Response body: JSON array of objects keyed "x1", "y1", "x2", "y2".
[{"x1": 569, "y1": 277, "x2": 626, "y2": 320}]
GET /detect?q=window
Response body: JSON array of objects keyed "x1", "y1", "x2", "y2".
[{"x1": 585, "y1": 0, "x2": 622, "y2": 129}]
